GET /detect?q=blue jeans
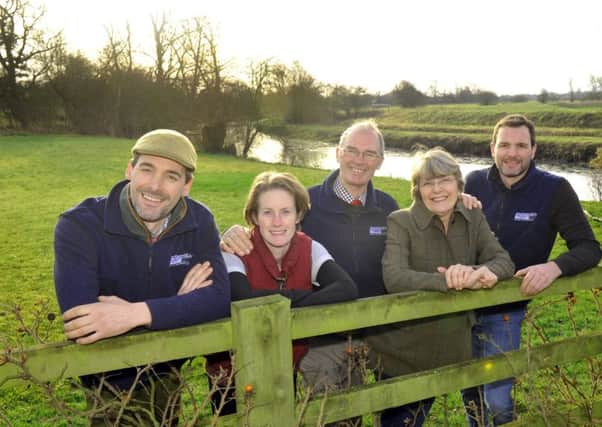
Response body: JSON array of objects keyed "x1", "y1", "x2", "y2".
[
  {"x1": 377, "y1": 371, "x2": 435, "y2": 427},
  {"x1": 380, "y1": 397, "x2": 435, "y2": 427},
  {"x1": 462, "y1": 307, "x2": 525, "y2": 426}
]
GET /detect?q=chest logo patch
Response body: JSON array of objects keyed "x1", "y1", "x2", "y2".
[
  {"x1": 514, "y1": 212, "x2": 537, "y2": 222},
  {"x1": 369, "y1": 226, "x2": 387, "y2": 236},
  {"x1": 170, "y1": 253, "x2": 193, "y2": 267}
]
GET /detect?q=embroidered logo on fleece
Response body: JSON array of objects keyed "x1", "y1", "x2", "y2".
[
  {"x1": 170, "y1": 253, "x2": 193, "y2": 267},
  {"x1": 369, "y1": 226, "x2": 387, "y2": 236},
  {"x1": 514, "y1": 212, "x2": 537, "y2": 222}
]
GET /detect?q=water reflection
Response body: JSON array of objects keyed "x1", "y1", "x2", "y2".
[{"x1": 243, "y1": 134, "x2": 596, "y2": 201}]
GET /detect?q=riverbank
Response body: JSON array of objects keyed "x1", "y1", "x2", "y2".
[
  {"x1": 244, "y1": 134, "x2": 598, "y2": 200},
  {"x1": 262, "y1": 101, "x2": 602, "y2": 163}
]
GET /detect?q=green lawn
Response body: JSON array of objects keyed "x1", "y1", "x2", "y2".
[{"x1": 0, "y1": 134, "x2": 600, "y2": 426}]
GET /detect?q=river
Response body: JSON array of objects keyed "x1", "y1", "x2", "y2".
[{"x1": 240, "y1": 134, "x2": 597, "y2": 201}]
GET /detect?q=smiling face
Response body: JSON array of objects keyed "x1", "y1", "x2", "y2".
[
  {"x1": 491, "y1": 125, "x2": 536, "y2": 188},
  {"x1": 335, "y1": 129, "x2": 383, "y2": 197},
  {"x1": 253, "y1": 188, "x2": 300, "y2": 258},
  {"x1": 126, "y1": 154, "x2": 192, "y2": 230},
  {"x1": 418, "y1": 175, "x2": 460, "y2": 224}
]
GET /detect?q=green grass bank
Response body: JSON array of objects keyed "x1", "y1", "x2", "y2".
[{"x1": 264, "y1": 101, "x2": 602, "y2": 163}]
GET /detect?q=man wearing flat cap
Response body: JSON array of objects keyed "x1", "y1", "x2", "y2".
[{"x1": 54, "y1": 129, "x2": 230, "y2": 425}]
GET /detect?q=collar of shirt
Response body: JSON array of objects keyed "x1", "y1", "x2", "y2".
[
  {"x1": 119, "y1": 183, "x2": 183, "y2": 243},
  {"x1": 150, "y1": 215, "x2": 171, "y2": 242},
  {"x1": 333, "y1": 176, "x2": 366, "y2": 205},
  {"x1": 410, "y1": 199, "x2": 473, "y2": 231}
]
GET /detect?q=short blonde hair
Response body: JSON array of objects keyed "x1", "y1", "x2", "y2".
[
  {"x1": 410, "y1": 148, "x2": 464, "y2": 200},
  {"x1": 243, "y1": 172, "x2": 310, "y2": 226}
]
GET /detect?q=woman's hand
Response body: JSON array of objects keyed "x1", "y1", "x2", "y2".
[
  {"x1": 466, "y1": 266, "x2": 498, "y2": 289},
  {"x1": 438, "y1": 264, "x2": 474, "y2": 290},
  {"x1": 438, "y1": 265, "x2": 498, "y2": 290}
]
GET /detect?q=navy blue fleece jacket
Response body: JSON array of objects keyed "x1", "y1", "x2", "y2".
[
  {"x1": 465, "y1": 163, "x2": 600, "y2": 274},
  {"x1": 465, "y1": 163, "x2": 601, "y2": 312},
  {"x1": 54, "y1": 179, "x2": 230, "y2": 332},
  {"x1": 302, "y1": 170, "x2": 399, "y2": 298}
]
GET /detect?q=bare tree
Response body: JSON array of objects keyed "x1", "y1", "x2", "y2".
[
  {"x1": 150, "y1": 12, "x2": 177, "y2": 83},
  {"x1": 589, "y1": 75, "x2": 602, "y2": 100},
  {"x1": 327, "y1": 84, "x2": 368, "y2": 119},
  {"x1": 172, "y1": 17, "x2": 209, "y2": 99},
  {"x1": 239, "y1": 59, "x2": 272, "y2": 157},
  {"x1": 97, "y1": 23, "x2": 136, "y2": 136},
  {"x1": 265, "y1": 62, "x2": 290, "y2": 95},
  {"x1": 248, "y1": 60, "x2": 271, "y2": 100},
  {"x1": 0, "y1": 0, "x2": 62, "y2": 126},
  {"x1": 284, "y1": 61, "x2": 325, "y2": 124},
  {"x1": 98, "y1": 24, "x2": 134, "y2": 74},
  {"x1": 428, "y1": 81, "x2": 440, "y2": 98},
  {"x1": 170, "y1": 17, "x2": 232, "y2": 151}
]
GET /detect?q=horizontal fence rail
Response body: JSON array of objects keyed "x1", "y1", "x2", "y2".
[
  {"x1": 1, "y1": 268, "x2": 602, "y2": 426},
  {"x1": 296, "y1": 332, "x2": 602, "y2": 425},
  {"x1": 291, "y1": 268, "x2": 602, "y2": 339}
]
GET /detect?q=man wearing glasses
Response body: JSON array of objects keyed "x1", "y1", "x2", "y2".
[{"x1": 300, "y1": 120, "x2": 398, "y2": 299}]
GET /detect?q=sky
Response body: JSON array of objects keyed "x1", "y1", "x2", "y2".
[{"x1": 43, "y1": 0, "x2": 602, "y2": 96}]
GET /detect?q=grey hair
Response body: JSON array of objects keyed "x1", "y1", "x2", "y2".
[
  {"x1": 338, "y1": 120, "x2": 385, "y2": 156},
  {"x1": 410, "y1": 147, "x2": 464, "y2": 200}
]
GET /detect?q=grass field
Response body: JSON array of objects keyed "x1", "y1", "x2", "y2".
[
  {"x1": 377, "y1": 101, "x2": 602, "y2": 127},
  {"x1": 0, "y1": 134, "x2": 600, "y2": 425}
]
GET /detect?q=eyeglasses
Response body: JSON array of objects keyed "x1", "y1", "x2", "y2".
[
  {"x1": 420, "y1": 176, "x2": 457, "y2": 190},
  {"x1": 341, "y1": 146, "x2": 381, "y2": 162}
]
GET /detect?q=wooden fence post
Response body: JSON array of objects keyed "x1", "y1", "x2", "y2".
[{"x1": 231, "y1": 295, "x2": 295, "y2": 426}]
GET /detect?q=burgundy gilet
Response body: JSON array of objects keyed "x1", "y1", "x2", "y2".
[{"x1": 206, "y1": 229, "x2": 313, "y2": 379}]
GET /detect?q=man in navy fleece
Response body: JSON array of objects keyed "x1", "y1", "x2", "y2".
[
  {"x1": 462, "y1": 114, "x2": 601, "y2": 425},
  {"x1": 54, "y1": 129, "x2": 230, "y2": 425}
]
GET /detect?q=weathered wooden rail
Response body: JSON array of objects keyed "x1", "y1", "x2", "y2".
[{"x1": 2, "y1": 268, "x2": 602, "y2": 426}]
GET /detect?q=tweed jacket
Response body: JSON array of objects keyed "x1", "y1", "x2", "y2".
[{"x1": 368, "y1": 199, "x2": 514, "y2": 376}]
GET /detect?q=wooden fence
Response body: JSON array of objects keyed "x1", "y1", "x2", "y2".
[{"x1": 2, "y1": 269, "x2": 602, "y2": 426}]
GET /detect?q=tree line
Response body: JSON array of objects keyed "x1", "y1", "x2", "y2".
[
  {"x1": 1, "y1": 1, "x2": 380, "y2": 153},
  {"x1": 2, "y1": 1, "x2": 602, "y2": 154}
]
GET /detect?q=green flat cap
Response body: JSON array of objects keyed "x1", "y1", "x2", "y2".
[{"x1": 131, "y1": 129, "x2": 197, "y2": 172}]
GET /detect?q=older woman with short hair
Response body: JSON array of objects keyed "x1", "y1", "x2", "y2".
[{"x1": 369, "y1": 148, "x2": 514, "y2": 427}]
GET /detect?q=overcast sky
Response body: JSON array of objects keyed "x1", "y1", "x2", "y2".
[{"x1": 43, "y1": 0, "x2": 602, "y2": 95}]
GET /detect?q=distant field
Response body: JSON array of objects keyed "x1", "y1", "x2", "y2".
[
  {"x1": 267, "y1": 101, "x2": 602, "y2": 162},
  {"x1": 0, "y1": 134, "x2": 599, "y2": 426},
  {"x1": 378, "y1": 101, "x2": 602, "y2": 127}
]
